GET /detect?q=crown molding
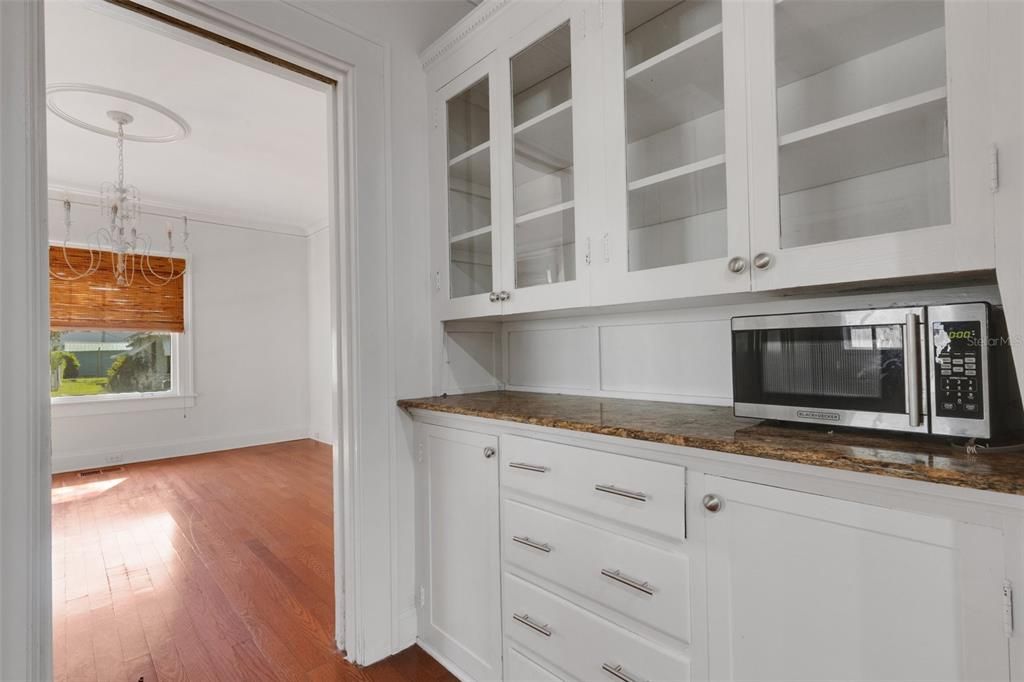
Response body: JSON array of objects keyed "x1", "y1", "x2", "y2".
[
  {"x1": 419, "y1": 0, "x2": 511, "y2": 69},
  {"x1": 47, "y1": 185, "x2": 319, "y2": 238}
]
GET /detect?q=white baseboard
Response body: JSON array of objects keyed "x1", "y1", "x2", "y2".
[
  {"x1": 416, "y1": 638, "x2": 477, "y2": 682},
  {"x1": 396, "y1": 607, "x2": 417, "y2": 651},
  {"x1": 51, "y1": 427, "x2": 311, "y2": 473}
]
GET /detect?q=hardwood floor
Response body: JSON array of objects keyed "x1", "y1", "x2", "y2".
[{"x1": 52, "y1": 439, "x2": 455, "y2": 682}]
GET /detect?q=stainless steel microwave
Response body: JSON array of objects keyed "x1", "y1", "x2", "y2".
[{"x1": 731, "y1": 303, "x2": 999, "y2": 438}]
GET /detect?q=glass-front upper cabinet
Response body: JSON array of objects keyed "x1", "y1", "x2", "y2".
[
  {"x1": 497, "y1": 6, "x2": 593, "y2": 314},
  {"x1": 593, "y1": 0, "x2": 752, "y2": 307},
  {"x1": 431, "y1": 57, "x2": 502, "y2": 319},
  {"x1": 746, "y1": 0, "x2": 994, "y2": 291}
]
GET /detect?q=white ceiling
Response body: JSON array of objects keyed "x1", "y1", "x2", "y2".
[{"x1": 45, "y1": 1, "x2": 330, "y2": 236}]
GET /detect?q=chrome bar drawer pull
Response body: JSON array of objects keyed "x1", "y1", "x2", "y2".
[
  {"x1": 512, "y1": 613, "x2": 551, "y2": 637},
  {"x1": 509, "y1": 462, "x2": 549, "y2": 473},
  {"x1": 594, "y1": 483, "x2": 648, "y2": 502},
  {"x1": 602, "y1": 663, "x2": 644, "y2": 682},
  {"x1": 601, "y1": 568, "x2": 655, "y2": 595},
  {"x1": 512, "y1": 536, "x2": 552, "y2": 553}
]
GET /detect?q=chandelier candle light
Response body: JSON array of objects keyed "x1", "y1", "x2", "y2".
[{"x1": 51, "y1": 109, "x2": 189, "y2": 287}]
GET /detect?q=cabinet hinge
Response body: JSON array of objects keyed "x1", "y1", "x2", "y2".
[
  {"x1": 991, "y1": 144, "x2": 1000, "y2": 194},
  {"x1": 585, "y1": 237, "x2": 592, "y2": 266},
  {"x1": 1004, "y1": 581, "x2": 1014, "y2": 637},
  {"x1": 433, "y1": 270, "x2": 442, "y2": 292},
  {"x1": 602, "y1": 232, "x2": 611, "y2": 264},
  {"x1": 418, "y1": 585, "x2": 426, "y2": 608}
]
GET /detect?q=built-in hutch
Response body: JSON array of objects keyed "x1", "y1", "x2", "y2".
[{"x1": 416, "y1": 1, "x2": 1024, "y2": 681}]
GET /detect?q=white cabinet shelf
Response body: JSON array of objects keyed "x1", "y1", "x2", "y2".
[
  {"x1": 779, "y1": 91, "x2": 948, "y2": 196},
  {"x1": 779, "y1": 87, "x2": 946, "y2": 148},
  {"x1": 515, "y1": 199, "x2": 574, "y2": 226},
  {"x1": 448, "y1": 141, "x2": 491, "y2": 185},
  {"x1": 450, "y1": 224, "x2": 493, "y2": 244},
  {"x1": 628, "y1": 153, "x2": 725, "y2": 192},
  {"x1": 625, "y1": 23, "x2": 721, "y2": 80},
  {"x1": 625, "y1": 25, "x2": 724, "y2": 143}
]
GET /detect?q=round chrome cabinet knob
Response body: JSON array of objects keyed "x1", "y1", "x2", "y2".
[
  {"x1": 702, "y1": 494, "x2": 723, "y2": 513},
  {"x1": 727, "y1": 256, "x2": 747, "y2": 273},
  {"x1": 498, "y1": 290, "x2": 511, "y2": 302},
  {"x1": 483, "y1": 447, "x2": 496, "y2": 459},
  {"x1": 489, "y1": 292, "x2": 500, "y2": 302},
  {"x1": 752, "y1": 252, "x2": 773, "y2": 270}
]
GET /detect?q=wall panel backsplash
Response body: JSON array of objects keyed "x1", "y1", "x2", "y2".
[
  {"x1": 439, "y1": 283, "x2": 1003, "y2": 406},
  {"x1": 599, "y1": 319, "x2": 732, "y2": 401}
]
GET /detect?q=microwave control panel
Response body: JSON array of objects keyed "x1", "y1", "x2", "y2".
[{"x1": 932, "y1": 320, "x2": 984, "y2": 420}]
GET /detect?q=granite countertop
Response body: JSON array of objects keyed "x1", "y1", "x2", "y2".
[{"x1": 398, "y1": 391, "x2": 1024, "y2": 497}]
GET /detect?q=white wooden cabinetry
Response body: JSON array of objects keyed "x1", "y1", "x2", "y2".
[
  {"x1": 416, "y1": 424, "x2": 502, "y2": 680},
  {"x1": 702, "y1": 475, "x2": 1010, "y2": 681},
  {"x1": 425, "y1": 0, "x2": 999, "y2": 318},
  {"x1": 412, "y1": 413, "x2": 1020, "y2": 682},
  {"x1": 743, "y1": 0, "x2": 994, "y2": 291},
  {"x1": 594, "y1": 0, "x2": 753, "y2": 305},
  {"x1": 430, "y1": 3, "x2": 600, "y2": 320}
]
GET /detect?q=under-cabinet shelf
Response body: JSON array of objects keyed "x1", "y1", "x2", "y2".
[
  {"x1": 779, "y1": 87, "x2": 947, "y2": 148},
  {"x1": 628, "y1": 154, "x2": 726, "y2": 192}
]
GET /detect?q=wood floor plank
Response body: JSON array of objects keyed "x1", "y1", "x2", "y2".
[{"x1": 53, "y1": 440, "x2": 450, "y2": 680}]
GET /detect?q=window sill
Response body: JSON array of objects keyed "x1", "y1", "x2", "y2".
[{"x1": 50, "y1": 392, "x2": 197, "y2": 418}]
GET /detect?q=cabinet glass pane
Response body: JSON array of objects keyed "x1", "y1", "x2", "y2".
[
  {"x1": 511, "y1": 23, "x2": 576, "y2": 289},
  {"x1": 775, "y1": 1, "x2": 950, "y2": 249},
  {"x1": 447, "y1": 78, "x2": 493, "y2": 299},
  {"x1": 623, "y1": 0, "x2": 727, "y2": 272}
]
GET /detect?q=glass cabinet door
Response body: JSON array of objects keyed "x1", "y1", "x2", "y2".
[
  {"x1": 772, "y1": 1, "x2": 950, "y2": 250},
  {"x1": 446, "y1": 75, "x2": 496, "y2": 302},
  {"x1": 622, "y1": 0, "x2": 728, "y2": 272},
  {"x1": 509, "y1": 22, "x2": 577, "y2": 290}
]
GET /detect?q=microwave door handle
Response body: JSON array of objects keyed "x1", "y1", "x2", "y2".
[{"x1": 906, "y1": 312, "x2": 922, "y2": 427}]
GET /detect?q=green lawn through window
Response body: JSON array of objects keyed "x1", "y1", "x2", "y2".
[{"x1": 51, "y1": 377, "x2": 109, "y2": 397}]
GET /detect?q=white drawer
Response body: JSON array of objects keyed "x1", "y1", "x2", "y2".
[
  {"x1": 505, "y1": 644, "x2": 564, "y2": 682},
  {"x1": 500, "y1": 435, "x2": 686, "y2": 542},
  {"x1": 503, "y1": 499, "x2": 690, "y2": 644},
  {"x1": 503, "y1": 573, "x2": 690, "y2": 682}
]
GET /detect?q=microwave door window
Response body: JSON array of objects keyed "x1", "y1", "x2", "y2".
[{"x1": 733, "y1": 325, "x2": 908, "y2": 413}]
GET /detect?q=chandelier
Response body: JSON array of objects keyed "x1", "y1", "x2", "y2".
[{"x1": 50, "y1": 109, "x2": 189, "y2": 287}]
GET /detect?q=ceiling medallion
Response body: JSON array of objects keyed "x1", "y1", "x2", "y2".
[{"x1": 46, "y1": 83, "x2": 191, "y2": 143}]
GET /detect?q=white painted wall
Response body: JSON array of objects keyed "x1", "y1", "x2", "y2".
[
  {"x1": 307, "y1": 226, "x2": 334, "y2": 444},
  {"x1": 288, "y1": 0, "x2": 476, "y2": 650},
  {"x1": 440, "y1": 284, "x2": 1005, "y2": 403},
  {"x1": 48, "y1": 198, "x2": 313, "y2": 472}
]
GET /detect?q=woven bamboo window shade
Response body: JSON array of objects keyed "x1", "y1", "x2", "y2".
[{"x1": 49, "y1": 246, "x2": 186, "y2": 332}]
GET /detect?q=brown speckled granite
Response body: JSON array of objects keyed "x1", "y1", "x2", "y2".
[{"x1": 398, "y1": 391, "x2": 1024, "y2": 497}]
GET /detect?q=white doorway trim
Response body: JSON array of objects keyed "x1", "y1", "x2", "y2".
[{"x1": 0, "y1": 0, "x2": 401, "y2": 673}]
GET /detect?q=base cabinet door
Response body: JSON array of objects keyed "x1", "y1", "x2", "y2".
[
  {"x1": 417, "y1": 424, "x2": 502, "y2": 681},
  {"x1": 702, "y1": 475, "x2": 1009, "y2": 682}
]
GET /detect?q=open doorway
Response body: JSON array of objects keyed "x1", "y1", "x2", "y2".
[{"x1": 41, "y1": 1, "x2": 370, "y2": 677}]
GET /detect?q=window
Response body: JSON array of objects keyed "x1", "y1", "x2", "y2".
[
  {"x1": 50, "y1": 330, "x2": 173, "y2": 398},
  {"x1": 49, "y1": 245, "x2": 193, "y2": 412}
]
